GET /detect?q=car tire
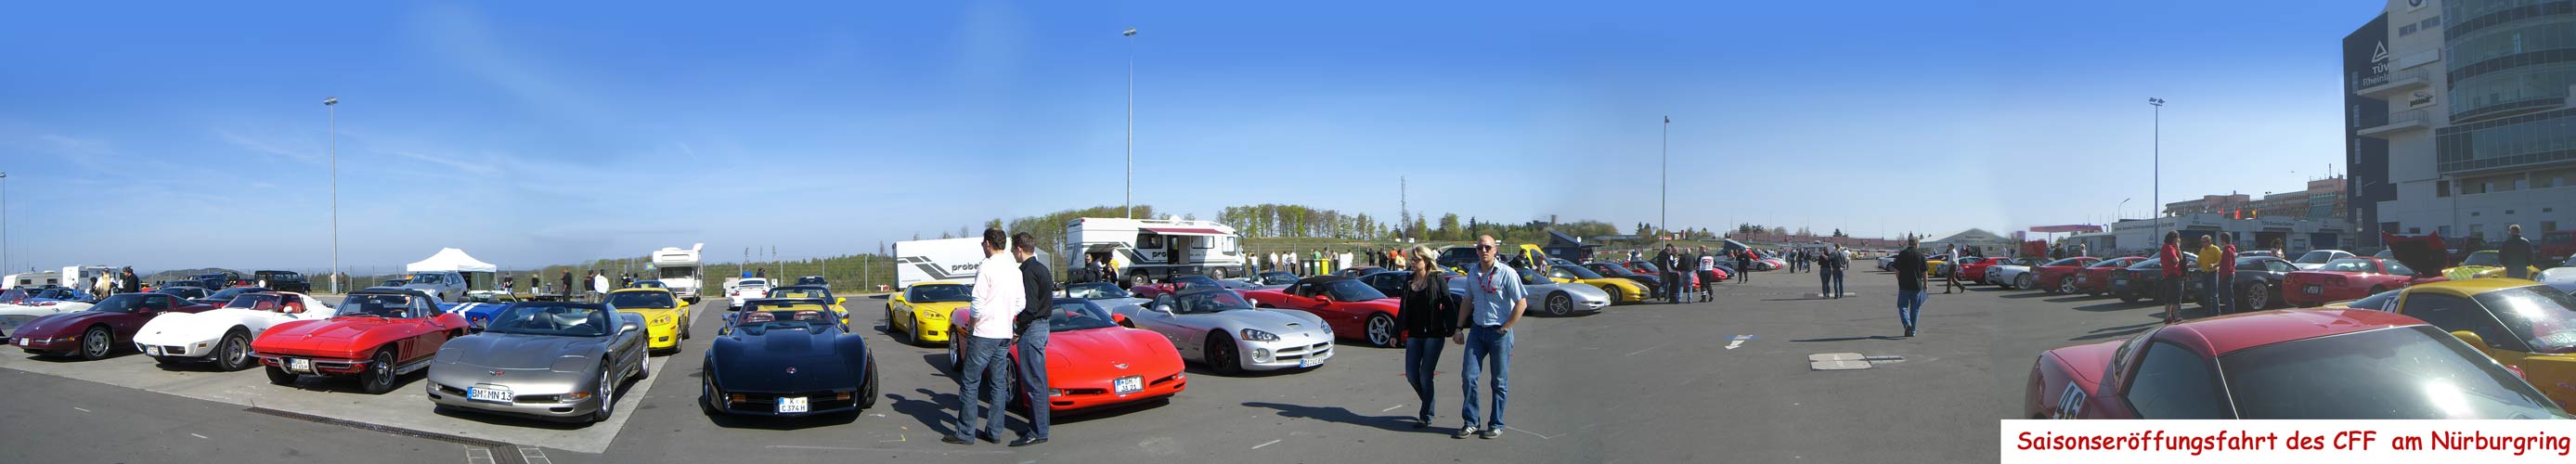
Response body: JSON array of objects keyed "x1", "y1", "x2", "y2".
[
  {"x1": 859, "y1": 354, "x2": 880, "y2": 409},
  {"x1": 2056, "y1": 277, "x2": 2078, "y2": 295},
  {"x1": 947, "y1": 336, "x2": 963, "y2": 377},
  {"x1": 1365, "y1": 312, "x2": 1397, "y2": 348},
  {"x1": 2117, "y1": 290, "x2": 2142, "y2": 303},
  {"x1": 2015, "y1": 275, "x2": 2034, "y2": 290},
  {"x1": 2242, "y1": 282, "x2": 2272, "y2": 311},
  {"x1": 214, "y1": 329, "x2": 252, "y2": 371},
  {"x1": 1599, "y1": 285, "x2": 1623, "y2": 303},
  {"x1": 358, "y1": 350, "x2": 398, "y2": 394},
  {"x1": 1545, "y1": 292, "x2": 1573, "y2": 316},
  {"x1": 78, "y1": 326, "x2": 112, "y2": 360},
  {"x1": 589, "y1": 363, "x2": 615, "y2": 422},
  {"x1": 699, "y1": 373, "x2": 720, "y2": 416},
  {"x1": 1208, "y1": 332, "x2": 1243, "y2": 376},
  {"x1": 265, "y1": 364, "x2": 297, "y2": 385}
]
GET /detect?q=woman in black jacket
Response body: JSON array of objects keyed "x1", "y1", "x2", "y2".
[{"x1": 1396, "y1": 245, "x2": 1460, "y2": 429}]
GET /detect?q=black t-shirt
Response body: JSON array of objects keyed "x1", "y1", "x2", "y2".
[
  {"x1": 1894, "y1": 248, "x2": 1926, "y2": 291},
  {"x1": 1396, "y1": 277, "x2": 1459, "y2": 339},
  {"x1": 2503, "y1": 237, "x2": 2534, "y2": 269},
  {"x1": 1016, "y1": 259, "x2": 1055, "y2": 329}
]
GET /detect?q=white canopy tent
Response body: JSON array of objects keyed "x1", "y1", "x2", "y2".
[{"x1": 407, "y1": 248, "x2": 498, "y2": 273}]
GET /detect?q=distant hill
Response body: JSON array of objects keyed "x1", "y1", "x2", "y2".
[{"x1": 144, "y1": 268, "x2": 237, "y2": 282}]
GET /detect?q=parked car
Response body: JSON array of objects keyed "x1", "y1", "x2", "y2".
[
  {"x1": 1130, "y1": 275, "x2": 1229, "y2": 300},
  {"x1": 426, "y1": 303, "x2": 650, "y2": 422},
  {"x1": 1118, "y1": 289, "x2": 1332, "y2": 374},
  {"x1": 1251, "y1": 271, "x2": 1300, "y2": 287},
  {"x1": 2228, "y1": 256, "x2": 2302, "y2": 312},
  {"x1": 884, "y1": 282, "x2": 967, "y2": 345},
  {"x1": 253, "y1": 271, "x2": 311, "y2": 292},
  {"x1": 793, "y1": 276, "x2": 828, "y2": 289},
  {"x1": 2109, "y1": 253, "x2": 2196, "y2": 303},
  {"x1": 2031, "y1": 257, "x2": 2104, "y2": 294},
  {"x1": 1332, "y1": 266, "x2": 1388, "y2": 278},
  {"x1": 1961, "y1": 256, "x2": 2019, "y2": 284},
  {"x1": 1982, "y1": 257, "x2": 2048, "y2": 289},
  {"x1": 1542, "y1": 264, "x2": 1648, "y2": 304},
  {"x1": 12, "y1": 292, "x2": 216, "y2": 359},
  {"x1": 2023, "y1": 309, "x2": 2568, "y2": 419},
  {"x1": 1580, "y1": 262, "x2": 1664, "y2": 294},
  {"x1": 2327, "y1": 279, "x2": 2576, "y2": 413},
  {"x1": 153, "y1": 286, "x2": 214, "y2": 302},
  {"x1": 700, "y1": 298, "x2": 879, "y2": 418},
  {"x1": 762, "y1": 285, "x2": 846, "y2": 325},
  {"x1": 727, "y1": 278, "x2": 771, "y2": 309},
  {"x1": 2281, "y1": 258, "x2": 2434, "y2": 308},
  {"x1": 2443, "y1": 251, "x2": 2545, "y2": 280},
  {"x1": 2070, "y1": 256, "x2": 2148, "y2": 296},
  {"x1": 950, "y1": 298, "x2": 1184, "y2": 413},
  {"x1": 603, "y1": 288, "x2": 693, "y2": 354},
  {"x1": 2289, "y1": 250, "x2": 2355, "y2": 271},
  {"x1": 190, "y1": 286, "x2": 274, "y2": 307},
  {"x1": 1239, "y1": 276, "x2": 1405, "y2": 348},
  {"x1": 252, "y1": 289, "x2": 470, "y2": 393},
  {"x1": 399, "y1": 271, "x2": 467, "y2": 303},
  {"x1": 1466, "y1": 267, "x2": 1611, "y2": 317},
  {"x1": 134, "y1": 291, "x2": 337, "y2": 370},
  {"x1": 2538, "y1": 255, "x2": 2576, "y2": 296}
]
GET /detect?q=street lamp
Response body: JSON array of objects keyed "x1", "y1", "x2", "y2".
[
  {"x1": 2117, "y1": 197, "x2": 2131, "y2": 225},
  {"x1": 1124, "y1": 27, "x2": 1137, "y2": 219},
  {"x1": 1, "y1": 171, "x2": 9, "y2": 275},
  {"x1": 325, "y1": 97, "x2": 340, "y2": 293},
  {"x1": 2148, "y1": 97, "x2": 2164, "y2": 252},
  {"x1": 1662, "y1": 115, "x2": 1669, "y2": 238}
]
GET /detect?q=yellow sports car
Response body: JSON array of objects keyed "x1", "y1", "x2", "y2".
[
  {"x1": 604, "y1": 288, "x2": 693, "y2": 354},
  {"x1": 765, "y1": 285, "x2": 850, "y2": 326},
  {"x1": 2444, "y1": 251, "x2": 2544, "y2": 280},
  {"x1": 886, "y1": 282, "x2": 970, "y2": 345},
  {"x1": 2339, "y1": 278, "x2": 2576, "y2": 413},
  {"x1": 1543, "y1": 264, "x2": 1648, "y2": 303}
]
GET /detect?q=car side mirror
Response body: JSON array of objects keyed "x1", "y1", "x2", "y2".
[
  {"x1": 1315, "y1": 293, "x2": 1333, "y2": 303},
  {"x1": 836, "y1": 297, "x2": 848, "y2": 305},
  {"x1": 2453, "y1": 330, "x2": 2492, "y2": 351},
  {"x1": 1153, "y1": 303, "x2": 1175, "y2": 314},
  {"x1": 620, "y1": 322, "x2": 640, "y2": 334}
]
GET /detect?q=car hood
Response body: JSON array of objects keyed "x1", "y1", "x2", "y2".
[
  {"x1": 2383, "y1": 233, "x2": 2450, "y2": 277},
  {"x1": 1548, "y1": 283, "x2": 1612, "y2": 302},
  {"x1": 1045, "y1": 328, "x2": 1179, "y2": 380},
  {"x1": 2538, "y1": 268, "x2": 2576, "y2": 295},
  {"x1": 261, "y1": 316, "x2": 409, "y2": 342},
  {"x1": 136, "y1": 309, "x2": 278, "y2": 342},
  {"x1": 710, "y1": 328, "x2": 861, "y2": 392},
  {"x1": 16, "y1": 311, "x2": 128, "y2": 338},
  {"x1": 904, "y1": 301, "x2": 969, "y2": 315},
  {"x1": 1212, "y1": 308, "x2": 1327, "y2": 333},
  {"x1": 439, "y1": 333, "x2": 601, "y2": 369}
]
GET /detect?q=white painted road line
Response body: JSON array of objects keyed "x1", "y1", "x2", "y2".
[
  {"x1": 1623, "y1": 343, "x2": 1668, "y2": 356},
  {"x1": 1251, "y1": 439, "x2": 1282, "y2": 449},
  {"x1": 1507, "y1": 426, "x2": 1560, "y2": 440},
  {"x1": 71, "y1": 406, "x2": 89, "y2": 413},
  {"x1": 465, "y1": 447, "x2": 495, "y2": 464},
  {"x1": 191, "y1": 433, "x2": 209, "y2": 439},
  {"x1": 1380, "y1": 404, "x2": 1404, "y2": 412},
  {"x1": 767, "y1": 445, "x2": 1009, "y2": 455}
]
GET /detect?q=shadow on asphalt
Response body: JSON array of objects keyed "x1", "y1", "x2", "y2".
[
  {"x1": 432, "y1": 404, "x2": 602, "y2": 431},
  {"x1": 887, "y1": 388, "x2": 962, "y2": 436},
  {"x1": 19, "y1": 350, "x2": 139, "y2": 363},
  {"x1": 1240, "y1": 401, "x2": 1426, "y2": 433},
  {"x1": 1999, "y1": 292, "x2": 2054, "y2": 300},
  {"x1": 1790, "y1": 335, "x2": 1907, "y2": 342},
  {"x1": 272, "y1": 371, "x2": 429, "y2": 394},
  {"x1": 2044, "y1": 296, "x2": 2101, "y2": 303}
]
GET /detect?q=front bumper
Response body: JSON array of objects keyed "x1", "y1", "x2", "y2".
[
  {"x1": 426, "y1": 380, "x2": 602, "y2": 421},
  {"x1": 12, "y1": 336, "x2": 76, "y2": 354},
  {"x1": 1239, "y1": 339, "x2": 1334, "y2": 371},
  {"x1": 1042, "y1": 371, "x2": 1184, "y2": 411},
  {"x1": 911, "y1": 312, "x2": 952, "y2": 343},
  {"x1": 705, "y1": 386, "x2": 865, "y2": 417},
  {"x1": 255, "y1": 354, "x2": 370, "y2": 376},
  {"x1": 647, "y1": 319, "x2": 680, "y2": 351},
  {"x1": 132, "y1": 335, "x2": 219, "y2": 359}
]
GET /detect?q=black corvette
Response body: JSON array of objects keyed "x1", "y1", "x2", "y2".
[
  {"x1": 699, "y1": 298, "x2": 878, "y2": 418},
  {"x1": 1581, "y1": 262, "x2": 1663, "y2": 294}
]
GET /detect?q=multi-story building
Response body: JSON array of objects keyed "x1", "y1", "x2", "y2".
[
  {"x1": 2347, "y1": 0, "x2": 2576, "y2": 249},
  {"x1": 2160, "y1": 177, "x2": 2350, "y2": 222}
]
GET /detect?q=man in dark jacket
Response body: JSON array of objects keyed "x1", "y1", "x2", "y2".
[
  {"x1": 1735, "y1": 249, "x2": 1753, "y2": 284},
  {"x1": 1892, "y1": 238, "x2": 1927, "y2": 337},
  {"x1": 2503, "y1": 225, "x2": 2536, "y2": 279},
  {"x1": 561, "y1": 270, "x2": 574, "y2": 298},
  {"x1": 1653, "y1": 245, "x2": 1679, "y2": 303},
  {"x1": 1007, "y1": 233, "x2": 1054, "y2": 446}
]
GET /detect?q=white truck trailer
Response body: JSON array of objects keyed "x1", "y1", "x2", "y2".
[
  {"x1": 894, "y1": 238, "x2": 988, "y2": 290},
  {"x1": 1062, "y1": 217, "x2": 1246, "y2": 287}
]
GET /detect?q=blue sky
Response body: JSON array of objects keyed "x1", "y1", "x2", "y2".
[{"x1": 0, "y1": 1, "x2": 2373, "y2": 273}]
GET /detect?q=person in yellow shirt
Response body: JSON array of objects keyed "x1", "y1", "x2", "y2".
[{"x1": 2194, "y1": 235, "x2": 2226, "y2": 315}]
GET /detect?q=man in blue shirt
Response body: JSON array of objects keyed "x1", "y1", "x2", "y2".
[{"x1": 1454, "y1": 235, "x2": 1526, "y2": 440}]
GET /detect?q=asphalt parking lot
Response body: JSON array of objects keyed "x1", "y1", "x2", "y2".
[{"x1": 0, "y1": 267, "x2": 2189, "y2": 463}]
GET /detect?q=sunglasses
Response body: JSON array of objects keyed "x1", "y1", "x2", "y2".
[{"x1": 1476, "y1": 244, "x2": 1495, "y2": 251}]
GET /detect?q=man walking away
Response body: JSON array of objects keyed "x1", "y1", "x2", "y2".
[
  {"x1": 1735, "y1": 248, "x2": 1753, "y2": 284},
  {"x1": 2159, "y1": 231, "x2": 2185, "y2": 325},
  {"x1": 1008, "y1": 233, "x2": 1053, "y2": 447},
  {"x1": 2504, "y1": 225, "x2": 2536, "y2": 279},
  {"x1": 1455, "y1": 235, "x2": 1524, "y2": 440},
  {"x1": 1818, "y1": 248, "x2": 1834, "y2": 297},
  {"x1": 2216, "y1": 233, "x2": 2238, "y2": 316},
  {"x1": 1698, "y1": 250, "x2": 1718, "y2": 303},
  {"x1": 1892, "y1": 238, "x2": 1927, "y2": 337},
  {"x1": 1397, "y1": 245, "x2": 1459, "y2": 429},
  {"x1": 561, "y1": 270, "x2": 574, "y2": 299},
  {"x1": 945, "y1": 228, "x2": 1022, "y2": 445},
  {"x1": 1832, "y1": 246, "x2": 1851, "y2": 298},
  {"x1": 2194, "y1": 234, "x2": 2224, "y2": 316}
]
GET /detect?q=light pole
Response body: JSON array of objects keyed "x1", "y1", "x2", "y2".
[
  {"x1": 2148, "y1": 97, "x2": 2163, "y2": 252},
  {"x1": 1661, "y1": 116, "x2": 1669, "y2": 238},
  {"x1": 1, "y1": 172, "x2": 8, "y2": 275},
  {"x1": 2117, "y1": 198, "x2": 2131, "y2": 224},
  {"x1": 325, "y1": 97, "x2": 341, "y2": 293},
  {"x1": 1124, "y1": 27, "x2": 1138, "y2": 219}
]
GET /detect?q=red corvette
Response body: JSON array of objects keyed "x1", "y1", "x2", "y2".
[
  {"x1": 1238, "y1": 276, "x2": 1404, "y2": 348},
  {"x1": 2025, "y1": 309, "x2": 2565, "y2": 419},
  {"x1": 949, "y1": 298, "x2": 1184, "y2": 413},
  {"x1": 2068, "y1": 256, "x2": 2146, "y2": 296},
  {"x1": 251, "y1": 289, "x2": 469, "y2": 393},
  {"x1": 2280, "y1": 237, "x2": 2446, "y2": 308},
  {"x1": 2032, "y1": 256, "x2": 2103, "y2": 294},
  {"x1": 12, "y1": 292, "x2": 214, "y2": 359},
  {"x1": 1959, "y1": 257, "x2": 2008, "y2": 283}
]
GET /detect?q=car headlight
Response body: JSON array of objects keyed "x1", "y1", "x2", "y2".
[
  {"x1": 922, "y1": 311, "x2": 946, "y2": 320},
  {"x1": 1240, "y1": 329, "x2": 1279, "y2": 342},
  {"x1": 1251, "y1": 347, "x2": 1274, "y2": 363},
  {"x1": 654, "y1": 315, "x2": 674, "y2": 325}
]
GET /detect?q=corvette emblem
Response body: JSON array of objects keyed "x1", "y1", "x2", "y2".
[
  {"x1": 1112, "y1": 363, "x2": 1129, "y2": 369},
  {"x1": 490, "y1": 370, "x2": 504, "y2": 376},
  {"x1": 786, "y1": 367, "x2": 796, "y2": 374}
]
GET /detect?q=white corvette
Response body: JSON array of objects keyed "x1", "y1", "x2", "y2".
[{"x1": 133, "y1": 291, "x2": 337, "y2": 371}]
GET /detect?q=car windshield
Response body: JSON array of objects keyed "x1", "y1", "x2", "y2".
[
  {"x1": 2348, "y1": 290, "x2": 2401, "y2": 310},
  {"x1": 1064, "y1": 283, "x2": 1131, "y2": 300},
  {"x1": 153, "y1": 288, "x2": 204, "y2": 298},
  {"x1": 2220, "y1": 326, "x2": 2567, "y2": 419},
  {"x1": 606, "y1": 291, "x2": 676, "y2": 308},
  {"x1": 86, "y1": 294, "x2": 150, "y2": 314},
  {"x1": 2296, "y1": 251, "x2": 2341, "y2": 264},
  {"x1": 224, "y1": 294, "x2": 283, "y2": 311},
  {"x1": 1631, "y1": 262, "x2": 1663, "y2": 273},
  {"x1": 339, "y1": 294, "x2": 417, "y2": 318},
  {"x1": 2320, "y1": 259, "x2": 2379, "y2": 273},
  {"x1": 1259, "y1": 272, "x2": 1297, "y2": 285},
  {"x1": 207, "y1": 287, "x2": 264, "y2": 301},
  {"x1": 908, "y1": 284, "x2": 972, "y2": 303},
  {"x1": 1173, "y1": 276, "x2": 1222, "y2": 288},
  {"x1": 485, "y1": 304, "x2": 612, "y2": 337},
  {"x1": 635, "y1": 281, "x2": 666, "y2": 289},
  {"x1": 1327, "y1": 279, "x2": 1390, "y2": 301},
  {"x1": 1556, "y1": 265, "x2": 1605, "y2": 279},
  {"x1": 1588, "y1": 264, "x2": 1631, "y2": 276},
  {"x1": 2475, "y1": 286, "x2": 2576, "y2": 354},
  {"x1": 2089, "y1": 258, "x2": 2136, "y2": 269},
  {"x1": 797, "y1": 277, "x2": 825, "y2": 285},
  {"x1": 0, "y1": 289, "x2": 24, "y2": 303},
  {"x1": 2461, "y1": 251, "x2": 2502, "y2": 267},
  {"x1": 733, "y1": 304, "x2": 838, "y2": 331},
  {"x1": 408, "y1": 274, "x2": 445, "y2": 284},
  {"x1": 770, "y1": 288, "x2": 831, "y2": 299},
  {"x1": 1049, "y1": 300, "x2": 1119, "y2": 332},
  {"x1": 1168, "y1": 290, "x2": 1251, "y2": 314}
]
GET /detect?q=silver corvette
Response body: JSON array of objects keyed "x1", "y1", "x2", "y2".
[
  {"x1": 425, "y1": 302, "x2": 649, "y2": 422},
  {"x1": 1112, "y1": 288, "x2": 1332, "y2": 375}
]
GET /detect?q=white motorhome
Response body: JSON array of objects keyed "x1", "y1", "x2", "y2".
[
  {"x1": 652, "y1": 243, "x2": 705, "y2": 303},
  {"x1": 7, "y1": 270, "x2": 61, "y2": 289},
  {"x1": 894, "y1": 238, "x2": 987, "y2": 290},
  {"x1": 1062, "y1": 217, "x2": 1245, "y2": 286},
  {"x1": 63, "y1": 265, "x2": 113, "y2": 291}
]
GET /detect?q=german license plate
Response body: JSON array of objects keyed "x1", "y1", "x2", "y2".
[
  {"x1": 14, "y1": 338, "x2": 26, "y2": 346},
  {"x1": 467, "y1": 384, "x2": 513, "y2": 404},
  {"x1": 1298, "y1": 357, "x2": 1316, "y2": 368},
  {"x1": 778, "y1": 396, "x2": 809, "y2": 413},
  {"x1": 288, "y1": 357, "x2": 313, "y2": 373},
  {"x1": 2305, "y1": 285, "x2": 2323, "y2": 295},
  {"x1": 1114, "y1": 376, "x2": 1145, "y2": 395},
  {"x1": 146, "y1": 346, "x2": 162, "y2": 356}
]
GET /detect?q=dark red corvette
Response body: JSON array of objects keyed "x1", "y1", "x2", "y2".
[
  {"x1": 2067, "y1": 256, "x2": 2145, "y2": 296},
  {"x1": 2024, "y1": 309, "x2": 2565, "y2": 419},
  {"x1": 12, "y1": 292, "x2": 215, "y2": 359},
  {"x1": 2031, "y1": 256, "x2": 2102, "y2": 294}
]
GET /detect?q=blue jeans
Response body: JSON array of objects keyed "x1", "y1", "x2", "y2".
[
  {"x1": 1819, "y1": 268, "x2": 1832, "y2": 295},
  {"x1": 1403, "y1": 337, "x2": 1445, "y2": 422},
  {"x1": 953, "y1": 336, "x2": 1011, "y2": 441},
  {"x1": 1830, "y1": 270, "x2": 1845, "y2": 297},
  {"x1": 1896, "y1": 290, "x2": 1926, "y2": 329},
  {"x1": 1014, "y1": 324, "x2": 1051, "y2": 439},
  {"x1": 1459, "y1": 327, "x2": 1512, "y2": 429},
  {"x1": 2199, "y1": 273, "x2": 2223, "y2": 315}
]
